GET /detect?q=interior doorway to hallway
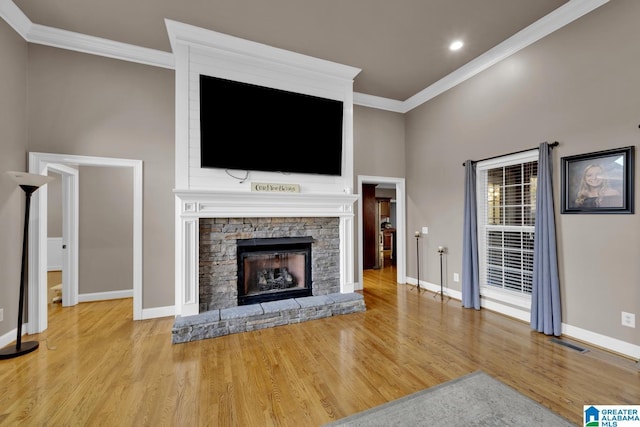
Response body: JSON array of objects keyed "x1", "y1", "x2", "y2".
[
  {"x1": 28, "y1": 152, "x2": 143, "y2": 334},
  {"x1": 357, "y1": 176, "x2": 406, "y2": 290}
]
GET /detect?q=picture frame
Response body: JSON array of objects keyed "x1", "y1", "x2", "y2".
[{"x1": 561, "y1": 146, "x2": 634, "y2": 214}]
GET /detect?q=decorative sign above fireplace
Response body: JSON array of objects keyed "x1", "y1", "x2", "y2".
[{"x1": 251, "y1": 182, "x2": 301, "y2": 193}]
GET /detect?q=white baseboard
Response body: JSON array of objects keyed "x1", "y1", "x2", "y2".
[
  {"x1": 405, "y1": 277, "x2": 462, "y2": 301},
  {"x1": 0, "y1": 324, "x2": 25, "y2": 348},
  {"x1": 481, "y1": 298, "x2": 531, "y2": 323},
  {"x1": 406, "y1": 276, "x2": 639, "y2": 361},
  {"x1": 480, "y1": 296, "x2": 639, "y2": 360},
  {"x1": 78, "y1": 289, "x2": 133, "y2": 303},
  {"x1": 141, "y1": 306, "x2": 175, "y2": 319},
  {"x1": 562, "y1": 323, "x2": 640, "y2": 360}
]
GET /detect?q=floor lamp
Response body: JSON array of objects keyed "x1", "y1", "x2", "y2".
[
  {"x1": 435, "y1": 246, "x2": 450, "y2": 302},
  {"x1": 0, "y1": 171, "x2": 54, "y2": 360},
  {"x1": 411, "y1": 231, "x2": 422, "y2": 292}
]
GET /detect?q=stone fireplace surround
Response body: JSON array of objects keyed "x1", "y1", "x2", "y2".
[{"x1": 199, "y1": 217, "x2": 340, "y2": 312}]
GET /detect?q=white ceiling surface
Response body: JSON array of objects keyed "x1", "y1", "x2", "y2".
[{"x1": 5, "y1": 0, "x2": 609, "y2": 111}]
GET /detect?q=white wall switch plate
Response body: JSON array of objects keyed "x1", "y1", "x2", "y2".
[
  {"x1": 422, "y1": 227, "x2": 428, "y2": 234},
  {"x1": 622, "y1": 312, "x2": 636, "y2": 328},
  {"x1": 453, "y1": 273, "x2": 460, "y2": 282}
]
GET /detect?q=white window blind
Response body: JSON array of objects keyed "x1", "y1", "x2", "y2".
[{"x1": 476, "y1": 151, "x2": 538, "y2": 299}]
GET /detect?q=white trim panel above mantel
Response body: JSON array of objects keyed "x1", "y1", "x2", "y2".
[{"x1": 167, "y1": 19, "x2": 361, "y2": 194}]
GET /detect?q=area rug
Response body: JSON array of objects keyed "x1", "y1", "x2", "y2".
[{"x1": 324, "y1": 371, "x2": 576, "y2": 426}]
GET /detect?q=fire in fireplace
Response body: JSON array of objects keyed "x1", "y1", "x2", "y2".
[{"x1": 237, "y1": 236, "x2": 314, "y2": 305}]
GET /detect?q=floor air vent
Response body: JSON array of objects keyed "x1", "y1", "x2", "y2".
[{"x1": 550, "y1": 337, "x2": 589, "y2": 353}]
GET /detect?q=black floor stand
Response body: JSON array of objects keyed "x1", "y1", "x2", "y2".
[
  {"x1": 410, "y1": 233, "x2": 421, "y2": 293},
  {"x1": 434, "y1": 248, "x2": 450, "y2": 302}
]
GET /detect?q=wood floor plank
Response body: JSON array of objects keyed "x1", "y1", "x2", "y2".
[{"x1": 1, "y1": 267, "x2": 638, "y2": 426}]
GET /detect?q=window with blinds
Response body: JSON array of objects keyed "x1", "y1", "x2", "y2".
[{"x1": 477, "y1": 151, "x2": 538, "y2": 297}]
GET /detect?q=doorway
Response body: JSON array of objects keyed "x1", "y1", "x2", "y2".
[
  {"x1": 46, "y1": 163, "x2": 79, "y2": 308},
  {"x1": 357, "y1": 176, "x2": 406, "y2": 289},
  {"x1": 27, "y1": 152, "x2": 143, "y2": 334}
]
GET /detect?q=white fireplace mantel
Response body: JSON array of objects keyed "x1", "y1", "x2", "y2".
[
  {"x1": 174, "y1": 190, "x2": 358, "y2": 317},
  {"x1": 176, "y1": 189, "x2": 358, "y2": 218}
]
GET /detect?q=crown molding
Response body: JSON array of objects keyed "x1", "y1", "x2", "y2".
[
  {"x1": 0, "y1": 0, "x2": 173, "y2": 69},
  {"x1": 28, "y1": 23, "x2": 174, "y2": 69},
  {"x1": 0, "y1": 0, "x2": 30, "y2": 37},
  {"x1": 1, "y1": 0, "x2": 609, "y2": 112},
  {"x1": 353, "y1": 92, "x2": 405, "y2": 113}
]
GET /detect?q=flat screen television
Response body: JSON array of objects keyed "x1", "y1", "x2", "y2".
[{"x1": 199, "y1": 74, "x2": 344, "y2": 176}]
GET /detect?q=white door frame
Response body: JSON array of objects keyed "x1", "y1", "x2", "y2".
[
  {"x1": 47, "y1": 163, "x2": 79, "y2": 307},
  {"x1": 28, "y1": 152, "x2": 143, "y2": 333},
  {"x1": 357, "y1": 175, "x2": 406, "y2": 288}
]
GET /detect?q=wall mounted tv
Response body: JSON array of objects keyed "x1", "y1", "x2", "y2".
[{"x1": 199, "y1": 74, "x2": 344, "y2": 176}]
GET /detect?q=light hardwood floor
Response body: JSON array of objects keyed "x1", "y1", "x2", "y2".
[{"x1": 1, "y1": 267, "x2": 638, "y2": 426}]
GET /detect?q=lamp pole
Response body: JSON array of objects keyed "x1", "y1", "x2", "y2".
[
  {"x1": 413, "y1": 231, "x2": 421, "y2": 293},
  {"x1": 439, "y1": 248, "x2": 444, "y2": 301},
  {"x1": 436, "y1": 246, "x2": 449, "y2": 302},
  {"x1": 0, "y1": 172, "x2": 54, "y2": 359}
]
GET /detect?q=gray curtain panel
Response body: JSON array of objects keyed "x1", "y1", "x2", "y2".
[
  {"x1": 530, "y1": 142, "x2": 562, "y2": 336},
  {"x1": 462, "y1": 161, "x2": 480, "y2": 310}
]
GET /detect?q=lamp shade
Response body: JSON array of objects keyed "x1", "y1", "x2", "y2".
[{"x1": 6, "y1": 171, "x2": 54, "y2": 188}]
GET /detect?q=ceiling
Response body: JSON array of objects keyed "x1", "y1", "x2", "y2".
[{"x1": 13, "y1": 0, "x2": 571, "y2": 101}]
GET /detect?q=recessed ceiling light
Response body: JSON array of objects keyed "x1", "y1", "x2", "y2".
[{"x1": 449, "y1": 40, "x2": 464, "y2": 51}]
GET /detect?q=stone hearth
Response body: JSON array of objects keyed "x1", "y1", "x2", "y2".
[{"x1": 172, "y1": 292, "x2": 365, "y2": 344}]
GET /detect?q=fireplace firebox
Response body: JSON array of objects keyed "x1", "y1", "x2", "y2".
[{"x1": 237, "y1": 237, "x2": 314, "y2": 305}]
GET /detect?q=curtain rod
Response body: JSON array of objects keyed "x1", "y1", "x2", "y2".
[{"x1": 462, "y1": 141, "x2": 559, "y2": 167}]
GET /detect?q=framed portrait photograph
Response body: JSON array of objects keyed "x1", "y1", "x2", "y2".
[{"x1": 561, "y1": 146, "x2": 634, "y2": 214}]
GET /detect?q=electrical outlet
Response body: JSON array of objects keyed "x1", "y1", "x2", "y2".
[
  {"x1": 453, "y1": 273, "x2": 460, "y2": 282},
  {"x1": 0, "y1": 308, "x2": 3, "y2": 322},
  {"x1": 621, "y1": 312, "x2": 636, "y2": 328}
]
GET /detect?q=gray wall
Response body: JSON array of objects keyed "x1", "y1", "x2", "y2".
[
  {"x1": 353, "y1": 105, "x2": 406, "y2": 278},
  {"x1": 46, "y1": 166, "x2": 133, "y2": 293},
  {"x1": 405, "y1": 0, "x2": 639, "y2": 346},
  {"x1": 0, "y1": 19, "x2": 28, "y2": 338},
  {"x1": 78, "y1": 166, "x2": 134, "y2": 294},
  {"x1": 26, "y1": 45, "x2": 175, "y2": 309},
  {"x1": 353, "y1": 106, "x2": 405, "y2": 178}
]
